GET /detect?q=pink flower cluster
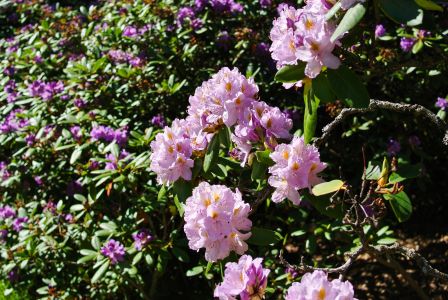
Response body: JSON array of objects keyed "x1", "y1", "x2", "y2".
[
  {"x1": 183, "y1": 182, "x2": 251, "y2": 262},
  {"x1": 285, "y1": 270, "x2": 357, "y2": 300},
  {"x1": 268, "y1": 136, "x2": 326, "y2": 205},
  {"x1": 269, "y1": 2, "x2": 341, "y2": 79},
  {"x1": 214, "y1": 255, "x2": 270, "y2": 300},
  {"x1": 231, "y1": 100, "x2": 292, "y2": 165}
]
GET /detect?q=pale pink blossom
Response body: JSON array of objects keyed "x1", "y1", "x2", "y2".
[{"x1": 183, "y1": 182, "x2": 252, "y2": 262}]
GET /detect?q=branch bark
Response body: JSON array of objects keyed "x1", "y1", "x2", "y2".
[{"x1": 314, "y1": 99, "x2": 448, "y2": 148}]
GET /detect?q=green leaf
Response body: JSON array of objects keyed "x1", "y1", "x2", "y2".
[
  {"x1": 274, "y1": 63, "x2": 306, "y2": 83},
  {"x1": 415, "y1": 0, "x2": 443, "y2": 11},
  {"x1": 145, "y1": 254, "x2": 154, "y2": 265},
  {"x1": 365, "y1": 162, "x2": 381, "y2": 180},
  {"x1": 203, "y1": 133, "x2": 220, "y2": 173},
  {"x1": 325, "y1": 2, "x2": 342, "y2": 20},
  {"x1": 172, "y1": 180, "x2": 192, "y2": 217},
  {"x1": 132, "y1": 252, "x2": 143, "y2": 265},
  {"x1": 247, "y1": 227, "x2": 282, "y2": 246},
  {"x1": 377, "y1": 237, "x2": 397, "y2": 245},
  {"x1": 77, "y1": 254, "x2": 97, "y2": 264},
  {"x1": 186, "y1": 266, "x2": 204, "y2": 277},
  {"x1": 303, "y1": 81, "x2": 319, "y2": 144},
  {"x1": 412, "y1": 39, "x2": 423, "y2": 54},
  {"x1": 158, "y1": 185, "x2": 166, "y2": 201},
  {"x1": 70, "y1": 147, "x2": 83, "y2": 164},
  {"x1": 251, "y1": 158, "x2": 268, "y2": 181},
  {"x1": 91, "y1": 261, "x2": 110, "y2": 283},
  {"x1": 255, "y1": 150, "x2": 274, "y2": 166},
  {"x1": 80, "y1": 249, "x2": 98, "y2": 256},
  {"x1": 312, "y1": 180, "x2": 344, "y2": 196},
  {"x1": 291, "y1": 230, "x2": 307, "y2": 237},
  {"x1": 172, "y1": 247, "x2": 190, "y2": 263},
  {"x1": 327, "y1": 66, "x2": 369, "y2": 108},
  {"x1": 312, "y1": 73, "x2": 336, "y2": 104},
  {"x1": 378, "y1": 0, "x2": 423, "y2": 26},
  {"x1": 384, "y1": 191, "x2": 412, "y2": 222},
  {"x1": 302, "y1": 193, "x2": 344, "y2": 219},
  {"x1": 331, "y1": 3, "x2": 366, "y2": 42}
]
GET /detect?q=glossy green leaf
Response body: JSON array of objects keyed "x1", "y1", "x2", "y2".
[
  {"x1": 91, "y1": 261, "x2": 109, "y2": 283},
  {"x1": 186, "y1": 266, "x2": 203, "y2": 277},
  {"x1": 203, "y1": 133, "x2": 220, "y2": 173},
  {"x1": 331, "y1": 3, "x2": 366, "y2": 42},
  {"x1": 384, "y1": 191, "x2": 412, "y2": 222},
  {"x1": 70, "y1": 147, "x2": 83, "y2": 164},
  {"x1": 251, "y1": 158, "x2": 268, "y2": 181},
  {"x1": 255, "y1": 150, "x2": 274, "y2": 165},
  {"x1": 303, "y1": 81, "x2": 319, "y2": 144},
  {"x1": 378, "y1": 0, "x2": 423, "y2": 26},
  {"x1": 327, "y1": 66, "x2": 369, "y2": 108},
  {"x1": 312, "y1": 73, "x2": 336, "y2": 104},
  {"x1": 312, "y1": 180, "x2": 344, "y2": 196},
  {"x1": 415, "y1": 0, "x2": 443, "y2": 11},
  {"x1": 274, "y1": 63, "x2": 306, "y2": 83}
]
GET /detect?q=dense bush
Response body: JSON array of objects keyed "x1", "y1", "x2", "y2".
[{"x1": 0, "y1": 0, "x2": 447, "y2": 299}]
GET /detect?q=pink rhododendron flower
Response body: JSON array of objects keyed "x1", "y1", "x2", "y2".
[
  {"x1": 214, "y1": 255, "x2": 270, "y2": 300},
  {"x1": 285, "y1": 270, "x2": 357, "y2": 300},
  {"x1": 150, "y1": 119, "x2": 195, "y2": 185},
  {"x1": 187, "y1": 67, "x2": 258, "y2": 128},
  {"x1": 269, "y1": 3, "x2": 341, "y2": 79},
  {"x1": 268, "y1": 136, "x2": 326, "y2": 205},
  {"x1": 183, "y1": 182, "x2": 252, "y2": 262}
]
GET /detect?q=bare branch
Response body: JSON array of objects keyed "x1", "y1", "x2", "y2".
[
  {"x1": 314, "y1": 99, "x2": 448, "y2": 148},
  {"x1": 279, "y1": 246, "x2": 365, "y2": 274},
  {"x1": 371, "y1": 243, "x2": 448, "y2": 282}
]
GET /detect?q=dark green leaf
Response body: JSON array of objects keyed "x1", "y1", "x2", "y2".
[
  {"x1": 255, "y1": 150, "x2": 274, "y2": 166},
  {"x1": 274, "y1": 64, "x2": 306, "y2": 83},
  {"x1": 247, "y1": 227, "x2": 282, "y2": 246},
  {"x1": 327, "y1": 66, "x2": 369, "y2": 108},
  {"x1": 91, "y1": 261, "x2": 109, "y2": 283},
  {"x1": 203, "y1": 133, "x2": 220, "y2": 173},
  {"x1": 251, "y1": 158, "x2": 268, "y2": 181},
  {"x1": 303, "y1": 81, "x2": 319, "y2": 144},
  {"x1": 331, "y1": 4, "x2": 367, "y2": 42},
  {"x1": 172, "y1": 247, "x2": 190, "y2": 263},
  {"x1": 384, "y1": 191, "x2": 412, "y2": 222},
  {"x1": 378, "y1": 0, "x2": 423, "y2": 26},
  {"x1": 312, "y1": 73, "x2": 336, "y2": 104}
]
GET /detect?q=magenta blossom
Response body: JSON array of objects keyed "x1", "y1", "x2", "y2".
[
  {"x1": 214, "y1": 255, "x2": 270, "y2": 300},
  {"x1": 100, "y1": 239, "x2": 125, "y2": 264},
  {"x1": 132, "y1": 229, "x2": 154, "y2": 251}
]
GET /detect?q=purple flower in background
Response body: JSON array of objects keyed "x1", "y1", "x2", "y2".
[
  {"x1": 105, "y1": 153, "x2": 118, "y2": 170},
  {"x1": 60, "y1": 94, "x2": 70, "y2": 101},
  {"x1": 74, "y1": 98, "x2": 87, "y2": 108},
  {"x1": 34, "y1": 55, "x2": 43, "y2": 64},
  {"x1": 255, "y1": 42, "x2": 270, "y2": 57},
  {"x1": 151, "y1": 114, "x2": 166, "y2": 128},
  {"x1": 285, "y1": 266, "x2": 298, "y2": 279},
  {"x1": 129, "y1": 56, "x2": 145, "y2": 68},
  {"x1": 177, "y1": 7, "x2": 195, "y2": 24},
  {"x1": 259, "y1": 0, "x2": 272, "y2": 7},
  {"x1": 101, "y1": 239, "x2": 125, "y2": 264},
  {"x1": 0, "y1": 229, "x2": 7, "y2": 241},
  {"x1": 89, "y1": 160, "x2": 100, "y2": 170},
  {"x1": 34, "y1": 176, "x2": 43, "y2": 185},
  {"x1": 387, "y1": 139, "x2": 401, "y2": 156},
  {"x1": 123, "y1": 26, "x2": 138, "y2": 38},
  {"x1": 90, "y1": 125, "x2": 128, "y2": 145},
  {"x1": 195, "y1": 0, "x2": 208, "y2": 11},
  {"x1": 0, "y1": 162, "x2": 11, "y2": 180},
  {"x1": 0, "y1": 205, "x2": 16, "y2": 219},
  {"x1": 217, "y1": 31, "x2": 231, "y2": 49},
  {"x1": 375, "y1": 24, "x2": 386, "y2": 38},
  {"x1": 70, "y1": 126, "x2": 82, "y2": 141},
  {"x1": 28, "y1": 80, "x2": 46, "y2": 97},
  {"x1": 191, "y1": 18, "x2": 203, "y2": 30},
  {"x1": 132, "y1": 229, "x2": 153, "y2": 250},
  {"x1": 400, "y1": 37, "x2": 415, "y2": 52},
  {"x1": 210, "y1": 0, "x2": 243, "y2": 13},
  {"x1": 7, "y1": 269, "x2": 18, "y2": 283},
  {"x1": 12, "y1": 217, "x2": 28, "y2": 232},
  {"x1": 436, "y1": 97, "x2": 448, "y2": 110},
  {"x1": 0, "y1": 109, "x2": 29, "y2": 133},
  {"x1": 408, "y1": 135, "x2": 421, "y2": 147},
  {"x1": 3, "y1": 66, "x2": 15, "y2": 77},
  {"x1": 67, "y1": 179, "x2": 82, "y2": 196},
  {"x1": 25, "y1": 133, "x2": 36, "y2": 146},
  {"x1": 43, "y1": 201, "x2": 56, "y2": 214},
  {"x1": 64, "y1": 214, "x2": 74, "y2": 223}
]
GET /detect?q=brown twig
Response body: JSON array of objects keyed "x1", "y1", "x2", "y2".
[{"x1": 313, "y1": 99, "x2": 448, "y2": 148}]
